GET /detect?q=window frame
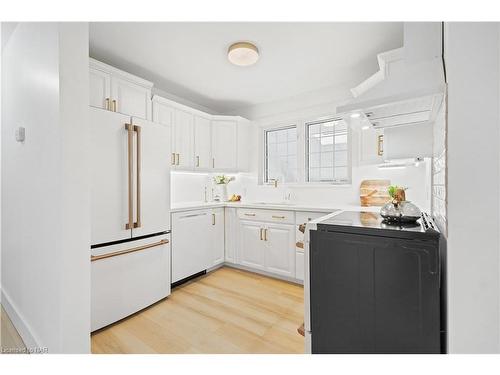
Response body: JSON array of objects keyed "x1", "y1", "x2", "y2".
[
  {"x1": 263, "y1": 125, "x2": 298, "y2": 184},
  {"x1": 305, "y1": 117, "x2": 352, "y2": 185}
]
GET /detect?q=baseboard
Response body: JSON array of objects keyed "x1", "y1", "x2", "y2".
[
  {"x1": 1, "y1": 288, "x2": 40, "y2": 349},
  {"x1": 223, "y1": 262, "x2": 304, "y2": 285}
]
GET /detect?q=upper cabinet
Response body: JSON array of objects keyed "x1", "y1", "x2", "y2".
[
  {"x1": 359, "y1": 127, "x2": 384, "y2": 165},
  {"x1": 194, "y1": 115, "x2": 212, "y2": 170},
  {"x1": 89, "y1": 58, "x2": 153, "y2": 120},
  {"x1": 211, "y1": 118, "x2": 238, "y2": 170},
  {"x1": 152, "y1": 95, "x2": 250, "y2": 173}
]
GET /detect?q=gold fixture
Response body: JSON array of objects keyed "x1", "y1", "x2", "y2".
[
  {"x1": 269, "y1": 179, "x2": 278, "y2": 188},
  {"x1": 135, "y1": 124, "x2": 142, "y2": 229},
  {"x1": 91, "y1": 239, "x2": 169, "y2": 262},
  {"x1": 272, "y1": 215, "x2": 285, "y2": 219},
  {"x1": 263, "y1": 228, "x2": 268, "y2": 241},
  {"x1": 244, "y1": 213, "x2": 256, "y2": 217},
  {"x1": 125, "y1": 124, "x2": 134, "y2": 230},
  {"x1": 212, "y1": 213, "x2": 216, "y2": 225},
  {"x1": 105, "y1": 98, "x2": 110, "y2": 111},
  {"x1": 377, "y1": 135, "x2": 384, "y2": 156},
  {"x1": 112, "y1": 99, "x2": 117, "y2": 112},
  {"x1": 196, "y1": 156, "x2": 200, "y2": 167},
  {"x1": 171, "y1": 153, "x2": 176, "y2": 165},
  {"x1": 228, "y1": 41, "x2": 259, "y2": 66}
]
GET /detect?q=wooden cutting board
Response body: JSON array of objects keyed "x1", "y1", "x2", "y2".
[{"x1": 360, "y1": 179, "x2": 391, "y2": 207}]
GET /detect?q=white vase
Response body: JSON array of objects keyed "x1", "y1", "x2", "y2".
[{"x1": 214, "y1": 184, "x2": 228, "y2": 202}]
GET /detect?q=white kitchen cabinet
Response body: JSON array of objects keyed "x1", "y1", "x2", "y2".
[
  {"x1": 194, "y1": 115, "x2": 212, "y2": 169},
  {"x1": 111, "y1": 76, "x2": 152, "y2": 120},
  {"x1": 89, "y1": 58, "x2": 153, "y2": 120},
  {"x1": 239, "y1": 221, "x2": 266, "y2": 271},
  {"x1": 172, "y1": 109, "x2": 195, "y2": 169},
  {"x1": 211, "y1": 208, "x2": 225, "y2": 266},
  {"x1": 264, "y1": 223, "x2": 296, "y2": 278},
  {"x1": 89, "y1": 67, "x2": 111, "y2": 110},
  {"x1": 212, "y1": 119, "x2": 238, "y2": 170},
  {"x1": 171, "y1": 210, "x2": 212, "y2": 283},
  {"x1": 224, "y1": 208, "x2": 238, "y2": 264},
  {"x1": 237, "y1": 120, "x2": 252, "y2": 172},
  {"x1": 359, "y1": 127, "x2": 384, "y2": 164}
]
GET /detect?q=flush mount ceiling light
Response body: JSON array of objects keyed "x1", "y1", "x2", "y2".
[
  {"x1": 228, "y1": 42, "x2": 259, "y2": 66},
  {"x1": 350, "y1": 113, "x2": 361, "y2": 118}
]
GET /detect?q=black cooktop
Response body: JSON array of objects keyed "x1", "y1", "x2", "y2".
[{"x1": 316, "y1": 211, "x2": 440, "y2": 239}]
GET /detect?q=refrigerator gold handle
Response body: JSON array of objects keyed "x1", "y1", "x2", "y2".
[
  {"x1": 112, "y1": 99, "x2": 117, "y2": 112},
  {"x1": 91, "y1": 239, "x2": 169, "y2": 262},
  {"x1": 125, "y1": 123, "x2": 134, "y2": 230},
  {"x1": 134, "y1": 124, "x2": 142, "y2": 229},
  {"x1": 105, "y1": 98, "x2": 110, "y2": 111},
  {"x1": 171, "y1": 153, "x2": 176, "y2": 165},
  {"x1": 264, "y1": 228, "x2": 268, "y2": 241}
]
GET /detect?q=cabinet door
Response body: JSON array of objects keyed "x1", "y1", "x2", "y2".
[
  {"x1": 89, "y1": 68, "x2": 111, "y2": 110},
  {"x1": 194, "y1": 115, "x2": 212, "y2": 169},
  {"x1": 171, "y1": 210, "x2": 212, "y2": 283},
  {"x1": 111, "y1": 76, "x2": 152, "y2": 120},
  {"x1": 130, "y1": 117, "x2": 171, "y2": 237},
  {"x1": 211, "y1": 208, "x2": 225, "y2": 266},
  {"x1": 173, "y1": 109, "x2": 194, "y2": 169},
  {"x1": 264, "y1": 223, "x2": 295, "y2": 278},
  {"x1": 212, "y1": 120, "x2": 238, "y2": 170},
  {"x1": 239, "y1": 221, "x2": 265, "y2": 270},
  {"x1": 89, "y1": 108, "x2": 132, "y2": 245},
  {"x1": 360, "y1": 127, "x2": 384, "y2": 164},
  {"x1": 152, "y1": 101, "x2": 176, "y2": 167},
  {"x1": 224, "y1": 208, "x2": 237, "y2": 264}
]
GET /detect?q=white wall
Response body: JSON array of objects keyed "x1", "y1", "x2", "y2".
[
  {"x1": 1, "y1": 22, "x2": 90, "y2": 353},
  {"x1": 445, "y1": 22, "x2": 500, "y2": 353}
]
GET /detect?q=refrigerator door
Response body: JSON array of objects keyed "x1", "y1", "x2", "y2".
[
  {"x1": 130, "y1": 117, "x2": 171, "y2": 237},
  {"x1": 90, "y1": 107, "x2": 133, "y2": 245},
  {"x1": 91, "y1": 233, "x2": 171, "y2": 331}
]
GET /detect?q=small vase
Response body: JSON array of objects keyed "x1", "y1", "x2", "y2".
[{"x1": 214, "y1": 184, "x2": 228, "y2": 202}]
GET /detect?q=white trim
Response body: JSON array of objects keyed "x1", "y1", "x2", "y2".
[{"x1": 1, "y1": 288, "x2": 41, "y2": 350}]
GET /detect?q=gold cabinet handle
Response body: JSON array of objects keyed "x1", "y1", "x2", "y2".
[
  {"x1": 244, "y1": 213, "x2": 256, "y2": 217},
  {"x1": 212, "y1": 213, "x2": 215, "y2": 225},
  {"x1": 105, "y1": 98, "x2": 110, "y2": 111},
  {"x1": 272, "y1": 215, "x2": 285, "y2": 219},
  {"x1": 263, "y1": 228, "x2": 268, "y2": 241},
  {"x1": 125, "y1": 123, "x2": 134, "y2": 230},
  {"x1": 377, "y1": 134, "x2": 384, "y2": 156},
  {"x1": 91, "y1": 239, "x2": 169, "y2": 262},
  {"x1": 196, "y1": 155, "x2": 200, "y2": 167},
  {"x1": 134, "y1": 124, "x2": 142, "y2": 229},
  {"x1": 112, "y1": 99, "x2": 117, "y2": 112},
  {"x1": 176, "y1": 153, "x2": 180, "y2": 165},
  {"x1": 260, "y1": 227, "x2": 263, "y2": 241},
  {"x1": 171, "y1": 153, "x2": 176, "y2": 165}
]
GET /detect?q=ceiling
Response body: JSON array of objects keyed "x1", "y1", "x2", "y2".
[{"x1": 89, "y1": 22, "x2": 404, "y2": 114}]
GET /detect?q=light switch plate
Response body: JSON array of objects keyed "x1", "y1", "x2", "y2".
[{"x1": 15, "y1": 127, "x2": 25, "y2": 142}]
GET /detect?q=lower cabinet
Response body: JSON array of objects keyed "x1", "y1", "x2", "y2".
[
  {"x1": 238, "y1": 220, "x2": 295, "y2": 278},
  {"x1": 264, "y1": 223, "x2": 296, "y2": 278},
  {"x1": 171, "y1": 208, "x2": 224, "y2": 283},
  {"x1": 211, "y1": 208, "x2": 225, "y2": 266},
  {"x1": 239, "y1": 221, "x2": 266, "y2": 270}
]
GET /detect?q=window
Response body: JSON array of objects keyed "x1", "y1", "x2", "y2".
[
  {"x1": 306, "y1": 118, "x2": 350, "y2": 183},
  {"x1": 264, "y1": 126, "x2": 297, "y2": 183}
]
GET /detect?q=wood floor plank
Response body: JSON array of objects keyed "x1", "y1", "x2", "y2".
[
  {"x1": 1, "y1": 305, "x2": 26, "y2": 354},
  {"x1": 91, "y1": 266, "x2": 304, "y2": 354}
]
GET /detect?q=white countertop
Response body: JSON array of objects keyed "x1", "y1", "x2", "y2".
[{"x1": 171, "y1": 201, "x2": 381, "y2": 214}]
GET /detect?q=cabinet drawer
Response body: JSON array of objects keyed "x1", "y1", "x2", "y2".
[
  {"x1": 237, "y1": 208, "x2": 294, "y2": 224},
  {"x1": 295, "y1": 211, "x2": 329, "y2": 225}
]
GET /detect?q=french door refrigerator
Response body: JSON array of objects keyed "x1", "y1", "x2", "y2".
[{"x1": 90, "y1": 107, "x2": 171, "y2": 331}]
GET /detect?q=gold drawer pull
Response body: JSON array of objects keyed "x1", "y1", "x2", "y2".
[
  {"x1": 244, "y1": 213, "x2": 256, "y2": 217},
  {"x1": 263, "y1": 228, "x2": 268, "y2": 241},
  {"x1": 272, "y1": 215, "x2": 285, "y2": 219},
  {"x1": 260, "y1": 227, "x2": 263, "y2": 240},
  {"x1": 91, "y1": 239, "x2": 169, "y2": 262}
]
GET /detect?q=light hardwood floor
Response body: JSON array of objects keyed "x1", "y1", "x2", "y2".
[
  {"x1": 1, "y1": 305, "x2": 26, "y2": 354},
  {"x1": 91, "y1": 267, "x2": 304, "y2": 354}
]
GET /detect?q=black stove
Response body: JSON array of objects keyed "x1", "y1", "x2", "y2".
[{"x1": 316, "y1": 211, "x2": 439, "y2": 240}]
